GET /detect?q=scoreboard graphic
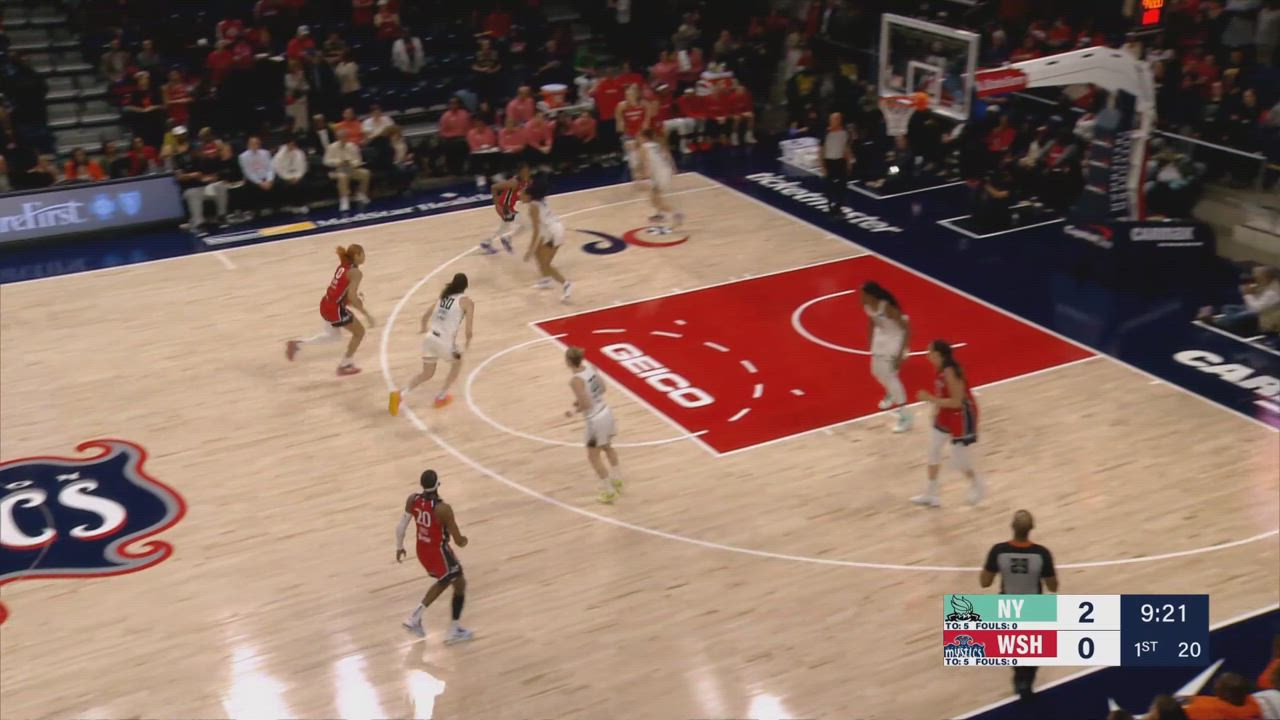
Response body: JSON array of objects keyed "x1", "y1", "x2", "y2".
[{"x1": 942, "y1": 594, "x2": 1210, "y2": 667}]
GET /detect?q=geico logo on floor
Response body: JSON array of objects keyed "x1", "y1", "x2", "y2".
[
  {"x1": 1173, "y1": 350, "x2": 1280, "y2": 399},
  {"x1": 743, "y1": 173, "x2": 903, "y2": 233},
  {"x1": 600, "y1": 343, "x2": 715, "y2": 408}
]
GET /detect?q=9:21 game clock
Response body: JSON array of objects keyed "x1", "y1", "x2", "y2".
[{"x1": 1121, "y1": 595, "x2": 1210, "y2": 667}]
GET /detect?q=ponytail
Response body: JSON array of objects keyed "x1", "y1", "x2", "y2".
[
  {"x1": 336, "y1": 243, "x2": 364, "y2": 266},
  {"x1": 565, "y1": 346, "x2": 586, "y2": 367},
  {"x1": 930, "y1": 339, "x2": 964, "y2": 379},
  {"x1": 441, "y1": 272, "x2": 469, "y2": 300}
]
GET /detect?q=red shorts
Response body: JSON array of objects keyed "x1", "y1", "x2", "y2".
[
  {"x1": 320, "y1": 298, "x2": 353, "y2": 327},
  {"x1": 417, "y1": 542, "x2": 462, "y2": 581},
  {"x1": 935, "y1": 400, "x2": 979, "y2": 444}
]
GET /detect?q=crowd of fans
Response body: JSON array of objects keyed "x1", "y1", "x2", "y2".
[{"x1": 1, "y1": 0, "x2": 790, "y2": 231}]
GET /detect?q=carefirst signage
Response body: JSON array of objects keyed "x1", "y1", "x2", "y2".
[
  {"x1": 744, "y1": 173, "x2": 904, "y2": 234},
  {"x1": 0, "y1": 174, "x2": 185, "y2": 245}
]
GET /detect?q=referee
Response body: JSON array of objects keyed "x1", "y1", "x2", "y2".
[{"x1": 980, "y1": 509, "x2": 1057, "y2": 701}]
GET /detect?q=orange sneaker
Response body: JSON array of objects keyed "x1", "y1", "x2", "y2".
[
  {"x1": 432, "y1": 394, "x2": 453, "y2": 408},
  {"x1": 337, "y1": 365, "x2": 362, "y2": 376}
]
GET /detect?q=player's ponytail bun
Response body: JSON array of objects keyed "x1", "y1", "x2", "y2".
[
  {"x1": 336, "y1": 244, "x2": 365, "y2": 265},
  {"x1": 565, "y1": 346, "x2": 586, "y2": 367},
  {"x1": 930, "y1": 339, "x2": 964, "y2": 379},
  {"x1": 861, "y1": 281, "x2": 901, "y2": 310},
  {"x1": 441, "y1": 272, "x2": 469, "y2": 299}
]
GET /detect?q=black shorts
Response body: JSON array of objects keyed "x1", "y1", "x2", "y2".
[
  {"x1": 500, "y1": 208, "x2": 517, "y2": 223},
  {"x1": 330, "y1": 303, "x2": 354, "y2": 328}
]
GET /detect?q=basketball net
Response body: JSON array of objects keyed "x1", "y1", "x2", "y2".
[{"x1": 879, "y1": 93, "x2": 930, "y2": 137}]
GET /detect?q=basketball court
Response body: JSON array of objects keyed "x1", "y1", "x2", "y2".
[{"x1": 2, "y1": 170, "x2": 1277, "y2": 719}]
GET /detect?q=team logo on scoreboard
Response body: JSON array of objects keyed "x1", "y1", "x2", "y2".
[
  {"x1": 946, "y1": 594, "x2": 984, "y2": 622},
  {"x1": 943, "y1": 635, "x2": 988, "y2": 658},
  {"x1": 0, "y1": 439, "x2": 187, "y2": 624},
  {"x1": 578, "y1": 227, "x2": 689, "y2": 255}
]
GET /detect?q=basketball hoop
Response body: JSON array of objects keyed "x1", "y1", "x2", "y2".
[{"x1": 879, "y1": 93, "x2": 930, "y2": 137}]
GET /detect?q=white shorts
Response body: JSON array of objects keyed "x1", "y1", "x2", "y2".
[
  {"x1": 421, "y1": 332, "x2": 460, "y2": 361},
  {"x1": 542, "y1": 221, "x2": 566, "y2": 247},
  {"x1": 651, "y1": 167, "x2": 672, "y2": 192},
  {"x1": 584, "y1": 407, "x2": 617, "y2": 448}
]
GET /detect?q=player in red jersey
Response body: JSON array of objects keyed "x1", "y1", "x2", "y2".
[
  {"x1": 395, "y1": 469, "x2": 473, "y2": 644},
  {"x1": 726, "y1": 81, "x2": 757, "y2": 146},
  {"x1": 676, "y1": 88, "x2": 709, "y2": 152},
  {"x1": 285, "y1": 244, "x2": 376, "y2": 375},
  {"x1": 479, "y1": 163, "x2": 532, "y2": 254},
  {"x1": 913, "y1": 340, "x2": 985, "y2": 507},
  {"x1": 615, "y1": 84, "x2": 651, "y2": 182}
]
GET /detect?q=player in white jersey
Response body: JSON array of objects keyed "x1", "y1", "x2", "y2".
[
  {"x1": 634, "y1": 127, "x2": 684, "y2": 230},
  {"x1": 861, "y1": 281, "x2": 912, "y2": 433},
  {"x1": 564, "y1": 346, "x2": 622, "y2": 503},
  {"x1": 389, "y1": 273, "x2": 474, "y2": 415},
  {"x1": 522, "y1": 176, "x2": 573, "y2": 302}
]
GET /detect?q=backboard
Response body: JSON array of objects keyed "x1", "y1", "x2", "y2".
[{"x1": 879, "y1": 14, "x2": 979, "y2": 122}]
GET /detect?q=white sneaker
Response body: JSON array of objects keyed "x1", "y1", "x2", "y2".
[
  {"x1": 402, "y1": 619, "x2": 425, "y2": 638},
  {"x1": 877, "y1": 396, "x2": 894, "y2": 411},
  {"x1": 355, "y1": 193, "x2": 370, "y2": 206},
  {"x1": 893, "y1": 414, "x2": 913, "y2": 433},
  {"x1": 532, "y1": 278, "x2": 553, "y2": 290},
  {"x1": 967, "y1": 481, "x2": 986, "y2": 506},
  {"x1": 339, "y1": 197, "x2": 350, "y2": 212},
  {"x1": 444, "y1": 626, "x2": 474, "y2": 645},
  {"x1": 910, "y1": 494, "x2": 941, "y2": 508},
  {"x1": 561, "y1": 282, "x2": 573, "y2": 302},
  {"x1": 731, "y1": 133, "x2": 740, "y2": 147},
  {"x1": 476, "y1": 175, "x2": 487, "y2": 188},
  {"x1": 745, "y1": 130, "x2": 757, "y2": 144}
]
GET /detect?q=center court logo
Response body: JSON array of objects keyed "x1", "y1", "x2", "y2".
[
  {"x1": 577, "y1": 226, "x2": 690, "y2": 255},
  {"x1": 944, "y1": 635, "x2": 988, "y2": 658},
  {"x1": 0, "y1": 439, "x2": 186, "y2": 624},
  {"x1": 743, "y1": 173, "x2": 903, "y2": 234}
]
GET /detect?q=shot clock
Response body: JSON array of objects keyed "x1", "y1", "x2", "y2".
[{"x1": 942, "y1": 594, "x2": 1209, "y2": 667}]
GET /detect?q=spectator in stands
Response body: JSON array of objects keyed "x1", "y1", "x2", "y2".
[
  {"x1": 352, "y1": 0, "x2": 376, "y2": 28},
  {"x1": 571, "y1": 110, "x2": 598, "y2": 154},
  {"x1": 467, "y1": 116, "x2": 499, "y2": 184},
  {"x1": 24, "y1": 155, "x2": 57, "y2": 189},
  {"x1": 392, "y1": 28, "x2": 425, "y2": 78},
  {"x1": 1261, "y1": 636, "x2": 1280, "y2": 690},
  {"x1": 160, "y1": 125, "x2": 190, "y2": 167},
  {"x1": 282, "y1": 59, "x2": 310, "y2": 132},
  {"x1": 1147, "y1": 695, "x2": 1190, "y2": 720},
  {"x1": 384, "y1": 125, "x2": 417, "y2": 193},
  {"x1": 162, "y1": 70, "x2": 193, "y2": 128},
  {"x1": 727, "y1": 81, "x2": 756, "y2": 145},
  {"x1": 472, "y1": 37, "x2": 502, "y2": 103},
  {"x1": 532, "y1": 38, "x2": 572, "y2": 90},
  {"x1": 102, "y1": 140, "x2": 130, "y2": 179},
  {"x1": 712, "y1": 30, "x2": 739, "y2": 62},
  {"x1": 985, "y1": 112, "x2": 1017, "y2": 167},
  {"x1": 324, "y1": 128, "x2": 370, "y2": 212},
  {"x1": 483, "y1": 4, "x2": 513, "y2": 40},
  {"x1": 323, "y1": 32, "x2": 348, "y2": 65},
  {"x1": 127, "y1": 136, "x2": 159, "y2": 176},
  {"x1": 100, "y1": 37, "x2": 131, "y2": 83},
  {"x1": 524, "y1": 110, "x2": 554, "y2": 164},
  {"x1": 438, "y1": 96, "x2": 471, "y2": 176},
  {"x1": 216, "y1": 13, "x2": 246, "y2": 44},
  {"x1": 499, "y1": 114, "x2": 528, "y2": 171},
  {"x1": 286, "y1": 25, "x2": 316, "y2": 63},
  {"x1": 650, "y1": 50, "x2": 680, "y2": 89},
  {"x1": 672, "y1": 13, "x2": 701, "y2": 52},
  {"x1": 1183, "y1": 672, "x2": 1262, "y2": 719},
  {"x1": 1257, "y1": 657, "x2": 1280, "y2": 719},
  {"x1": 135, "y1": 39, "x2": 161, "y2": 76},
  {"x1": 362, "y1": 104, "x2": 395, "y2": 143},
  {"x1": 303, "y1": 113, "x2": 333, "y2": 155},
  {"x1": 272, "y1": 135, "x2": 310, "y2": 214},
  {"x1": 335, "y1": 107, "x2": 366, "y2": 145},
  {"x1": 62, "y1": 147, "x2": 106, "y2": 183},
  {"x1": 334, "y1": 51, "x2": 362, "y2": 112},
  {"x1": 175, "y1": 140, "x2": 229, "y2": 235},
  {"x1": 1199, "y1": 265, "x2": 1280, "y2": 335},
  {"x1": 507, "y1": 86, "x2": 536, "y2": 125},
  {"x1": 124, "y1": 71, "x2": 165, "y2": 148},
  {"x1": 1010, "y1": 36, "x2": 1042, "y2": 63},
  {"x1": 238, "y1": 136, "x2": 276, "y2": 217},
  {"x1": 373, "y1": 1, "x2": 402, "y2": 41},
  {"x1": 1260, "y1": 0, "x2": 1280, "y2": 66},
  {"x1": 206, "y1": 40, "x2": 234, "y2": 88}
]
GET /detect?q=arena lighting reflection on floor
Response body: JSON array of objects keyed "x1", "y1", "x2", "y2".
[
  {"x1": 748, "y1": 690, "x2": 796, "y2": 720},
  {"x1": 407, "y1": 668, "x2": 447, "y2": 718},
  {"x1": 334, "y1": 653, "x2": 387, "y2": 720},
  {"x1": 222, "y1": 644, "x2": 292, "y2": 720}
]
